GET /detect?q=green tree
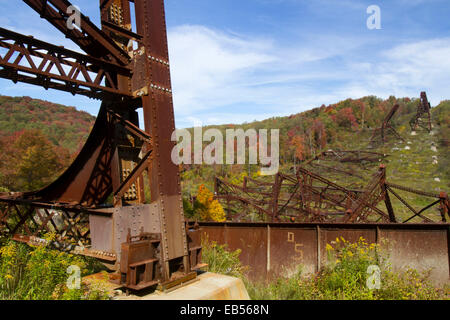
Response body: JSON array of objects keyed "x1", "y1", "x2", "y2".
[
  {"x1": 15, "y1": 130, "x2": 66, "y2": 191},
  {"x1": 0, "y1": 129, "x2": 69, "y2": 191}
]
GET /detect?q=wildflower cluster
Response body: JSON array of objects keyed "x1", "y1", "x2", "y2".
[
  {"x1": 0, "y1": 236, "x2": 110, "y2": 300},
  {"x1": 318, "y1": 236, "x2": 385, "y2": 299},
  {"x1": 244, "y1": 237, "x2": 449, "y2": 300}
]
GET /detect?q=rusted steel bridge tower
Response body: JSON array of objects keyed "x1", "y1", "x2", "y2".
[
  {"x1": 369, "y1": 104, "x2": 404, "y2": 145},
  {"x1": 410, "y1": 91, "x2": 432, "y2": 133},
  {"x1": 0, "y1": 0, "x2": 203, "y2": 291}
]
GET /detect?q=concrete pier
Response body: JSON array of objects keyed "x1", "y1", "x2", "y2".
[{"x1": 115, "y1": 272, "x2": 250, "y2": 300}]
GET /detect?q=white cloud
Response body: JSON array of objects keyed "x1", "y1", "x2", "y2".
[
  {"x1": 168, "y1": 24, "x2": 450, "y2": 128},
  {"x1": 168, "y1": 25, "x2": 275, "y2": 116},
  {"x1": 168, "y1": 25, "x2": 367, "y2": 127},
  {"x1": 345, "y1": 38, "x2": 450, "y2": 106},
  {"x1": 2, "y1": 9, "x2": 448, "y2": 128}
]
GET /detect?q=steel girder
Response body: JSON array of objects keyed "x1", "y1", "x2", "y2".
[{"x1": 0, "y1": 27, "x2": 132, "y2": 100}]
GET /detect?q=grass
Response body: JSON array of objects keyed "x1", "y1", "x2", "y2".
[
  {"x1": 201, "y1": 237, "x2": 248, "y2": 278},
  {"x1": 201, "y1": 237, "x2": 450, "y2": 300}
]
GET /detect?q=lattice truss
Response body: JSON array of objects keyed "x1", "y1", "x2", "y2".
[
  {"x1": 304, "y1": 150, "x2": 387, "y2": 188},
  {"x1": 0, "y1": 28, "x2": 131, "y2": 100},
  {"x1": 0, "y1": 108, "x2": 152, "y2": 250},
  {"x1": 0, "y1": 0, "x2": 153, "y2": 245},
  {"x1": 410, "y1": 91, "x2": 432, "y2": 133},
  {"x1": 0, "y1": 202, "x2": 90, "y2": 248}
]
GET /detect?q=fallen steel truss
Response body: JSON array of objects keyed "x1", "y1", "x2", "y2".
[
  {"x1": 215, "y1": 165, "x2": 449, "y2": 224},
  {"x1": 304, "y1": 150, "x2": 387, "y2": 180}
]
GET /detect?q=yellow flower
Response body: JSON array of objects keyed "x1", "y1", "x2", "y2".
[
  {"x1": 336, "y1": 237, "x2": 340, "y2": 243},
  {"x1": 347, "y1": 251, "x2": 353, "y2": 257},
  {"x1": 326, "y1": 244, "x2": 334, "y2": 251},
  {"x1": 5, "y1": 274, "x2": 14, "y2": 280}
]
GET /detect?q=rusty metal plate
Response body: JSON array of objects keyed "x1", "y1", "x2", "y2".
[
  {"x1": 226, "y1": 226, "x2": 268, "y2": 281},
  {"x1": 200, "y1": 222, "x2": 449, "y2": 285},
  {"x1": 269, "y1": 227, "x2": 317, "y2": 279},
  {"x1": 379, "y1": 229, "x2": 449, "y2": 285},
  {"x1": 89, "y1": 214, "x2": 114, "y2": 253},
  {"x1": 112, "y1": 204, "x2": 161, "y2": 259},
  {"x1": 131, "y1": 50, "x2": 147, "y2": 94},
  {"x1": 201, "y1": 226, "x2": 226, "y2": 244}
]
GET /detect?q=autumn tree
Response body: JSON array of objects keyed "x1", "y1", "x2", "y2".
[
  {"x1": 0, "y1": 134, "x2": 18, "y2": 189},
  {"x1": 354, "y1": 100, "x2": 366, "y2": 130},
  {"x1": 0, "y1": 129, "x2": 70, "y2": 191},
  {"x1": 291, "y1": 135, "x2": 306, "y2": 161},
  {"x1": 335, "y1": 107, "x2": 358, "y2": 129},
  {"x1": 195, "y1": 184, "x2": 226, "y2": 222}
]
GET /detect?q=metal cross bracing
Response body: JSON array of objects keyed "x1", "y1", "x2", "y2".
[
  {"x1": 369, "y1": 103, "x2": 405, "y2": 146},
  {"x1": 304, "y1": 150, "x2": 388, "y2": 181},
  {"x1": 214, "y1": 164, "x2": 449, "y2": 224},
  {"x1": 0, "y1": 27, "x2": 132, "y2": 100},
  {"x1": 214, "y1": 166, "x2": 387, "y2": 223},
  {"x1": 0, "y1": 0, "x2": 204, "y2": 292},
  {"x1": 410, "y1": 91, "x2": 433, "y2": 133}
]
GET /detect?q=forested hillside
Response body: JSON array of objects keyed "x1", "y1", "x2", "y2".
[
  {"x1": 0, "y1": 96, "x2": 95, "y2": 152},
  {"x1": 0, "y1": 94, "x2": 448, "y2": 210},
  {"x1": 0, "y1": 95, "x2": 95, "y2": 192},
  {"x1": 179, "y1": 96, "x2": 449, "y2": 208}
]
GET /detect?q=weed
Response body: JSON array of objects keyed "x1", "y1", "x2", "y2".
[
  {"x1": 201, "y1": 237, "x2": 449, "y2": 300},
  {"x1": 0, "y1": 235, "x2": 110, "y2": 300}
]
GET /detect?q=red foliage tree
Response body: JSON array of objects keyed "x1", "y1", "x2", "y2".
[
  {"x1": 336, "y1": 107, "x2": 358, "y2": 129},
  {"x1": 290, "y1": 135, "x2": 306, "y2": 161}
]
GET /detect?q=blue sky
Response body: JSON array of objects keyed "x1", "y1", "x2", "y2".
[{"x1": 0, "y1": 0, "x2": 449, "y2": 128}]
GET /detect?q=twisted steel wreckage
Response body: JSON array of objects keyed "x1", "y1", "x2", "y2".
[
  {"x1": 212, "y1": 93, "x2": 449, "y2": 282},
  {"x1": 0, "y1": 1, "x2": 449, "y2": 289},
  {"x1": 215, "y1": 93, "x2": 448, "y2": 225}
]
